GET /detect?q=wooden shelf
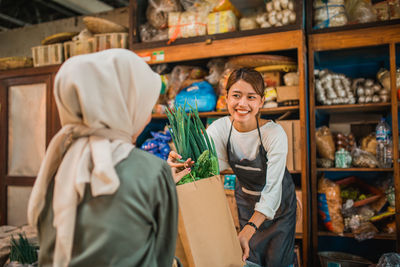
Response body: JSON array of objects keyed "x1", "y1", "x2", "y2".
[
  {"x1": 318, "y1": 231, "x2": 396, "y2": 240},
  {"x1": 296, "y1": 233, "x2": 303, "y2": 239},
  {"x1": 309, "y1": 24, "x2": 400, "y2": 52},
  {"x1": 221, "y1": 169, "x2": 301, "y2": 175},
  {"x1": 132, "y1": 30, "x2": 304, "y2": 64},
  {"x1": 152, "y1": 106, "x2": 299, "y2": 119},
  {"x1": 315, "y1": 103, "x2": 391, "y2": 113},
  {"x1": 317, "y1": 168, "x2": 394, "y2": 172}
]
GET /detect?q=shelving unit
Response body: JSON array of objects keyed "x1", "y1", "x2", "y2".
[{"x1": 308, "y1": 24, "x2": 400, "y2": 265}]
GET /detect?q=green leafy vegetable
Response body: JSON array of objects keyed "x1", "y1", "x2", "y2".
[{"x1": 166, "y1": 104, "x2": 219, "y2": 185}]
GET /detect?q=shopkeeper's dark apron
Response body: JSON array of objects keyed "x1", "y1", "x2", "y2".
[{"x1": 227, "y1": 120, "x2": 296, "y2": 267}]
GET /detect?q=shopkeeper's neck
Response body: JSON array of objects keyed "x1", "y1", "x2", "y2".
[{"x1": 232, "y1": 116, "x2": 259, "y2": 133}]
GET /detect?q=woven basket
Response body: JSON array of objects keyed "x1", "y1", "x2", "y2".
[
  {"x1": 83, "y1": 16, "x2": 127, "y2": 34},
  {"x1": 0, "y1": 56, "x2": 33, "y2": 71}
]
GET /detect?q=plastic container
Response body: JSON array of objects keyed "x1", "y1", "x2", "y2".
[
  {"x1": 318, "y1": 251, "x2": 373, "y2": 267},
  {"x1": 31, "y1": 43, "x2": 63, "y2": 67},
  {"x1": 376, "y1": 118, "x2": 392, "y2": 168},
  {"x1": 94, "y1": 32, "x2": 128, "y2": 52}
]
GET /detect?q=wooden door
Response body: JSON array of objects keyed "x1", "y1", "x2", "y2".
[{"x1": 0, "y1": 71, "x2": 60, "y2": 226}]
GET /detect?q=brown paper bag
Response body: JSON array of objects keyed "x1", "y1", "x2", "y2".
[{"x1": 175, "y1": 175, "x2": 244, "y2": 267}]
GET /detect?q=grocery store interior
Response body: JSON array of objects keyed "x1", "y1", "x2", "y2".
[{"x1": 0, "y1": 0, "x2": 399, "y2": 266}]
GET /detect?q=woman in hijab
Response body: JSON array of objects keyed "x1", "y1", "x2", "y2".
[{"x1": 27, "y1": 49, "x2": 178, "y2": 267}]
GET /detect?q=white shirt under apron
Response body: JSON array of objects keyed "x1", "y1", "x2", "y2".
[{"x1": 207, "y1": 116, "x2": 288, "y2": 220}]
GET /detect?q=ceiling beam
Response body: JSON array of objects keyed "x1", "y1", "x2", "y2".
[
  {"x1": 51, "y1": 0, "x2": 113, "y2": 14},
  {"x1": 0, "y1": 13, "x2": 30, "y2": 26},
  {"x1": 34, "y1": 0, "x2": 77, "y2": 17}
]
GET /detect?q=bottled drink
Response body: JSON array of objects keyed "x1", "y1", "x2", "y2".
[{"x1": 376, "y1": 118, "x2": 392, "y2": 168}]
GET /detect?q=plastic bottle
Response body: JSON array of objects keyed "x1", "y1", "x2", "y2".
[{"x1": 376, "y1": 118, "x2": 392, "y2": 168}]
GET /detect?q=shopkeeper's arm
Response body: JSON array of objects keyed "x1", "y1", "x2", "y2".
[{"x1": 238, "y1": 211, "x2": 267, "y2": 261}]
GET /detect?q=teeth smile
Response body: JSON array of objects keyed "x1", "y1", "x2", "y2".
[{"x1": 237, "y1": 110, "x2": 249, "y2": 114}]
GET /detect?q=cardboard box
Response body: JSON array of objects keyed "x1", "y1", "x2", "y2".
[
  {"x1": 277, "y1": 120, "x2": 294, "y2": 171},
  {"x1": 276, "y1": 86, "x2": 299, "y2": 102},
  {"x1": 293, "y1": 120, "x2": 302, "y2": 171},
  {"x1": 329, "y1": 113, "x2": 381, "y2": 135},
  {"x1": 295, "y1": 189, "x2": 303, "y2": 234}
]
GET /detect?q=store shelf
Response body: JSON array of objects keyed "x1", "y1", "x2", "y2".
[
  {"x1": 221, "y1": 169, "x2": 301, "y2": 175},
  {"x1": 296, "y1": 233, "x2": 303, "y2": 239},
  {"x1": 317, "y1": 168, "x2": 394, "y2": 172},
  {"x1": 132, "y1": 30, "x2": 304, "y2": 64},
  {"x1": 318, "y1": 231, "x2": 396, "y2": 240},
  {"x1": 152, "y1": 106, "x2": 299, "y2": 119},
  {"x1": 315, "y1": 103, "x2": 391, "y2": 113}
]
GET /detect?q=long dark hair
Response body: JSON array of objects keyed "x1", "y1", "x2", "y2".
[{"x1": 225, "y1": 68, "x2": 265, "y2": 97}]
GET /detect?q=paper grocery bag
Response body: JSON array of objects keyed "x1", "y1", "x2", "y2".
[{"x1": 175, "y1": 175, "x2": 244, "y2": 267}]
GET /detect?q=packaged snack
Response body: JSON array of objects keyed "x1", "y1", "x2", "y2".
[
  {"x1": 318, "y1": 177, "x2": 344, "y2": 233},
  {"x1": 316, "y1": 126, "x2": 335, "y2": 161},
  {"x1": 207, "y1": 10, "x2": 238, "y2": 35}
]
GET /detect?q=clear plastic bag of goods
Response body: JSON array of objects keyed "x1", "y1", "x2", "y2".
[
  {"x1": 207, "y1": 10, "x2": 238, "y2": 35},
  {"x1": 315, "y1": 126, "x2": 335, "y2": 161},
  {"x1": 239, "y1": 17, "x2": 259, "y2": 30},
  {"x1": 146, "y1": 0, "x2": 181, "y2": 29},
  {"x1": 205, "y1": 58, "x2": 226, "y2": 86},
  {"x1": 351, "y1": 148, "x2": 379, "y2": 168},
  {"x1": 167, "y1": 65, "x2": 193, "y2": 99},
  {"x1": 168, "y1": 11, "x2": 207, "y2": 42},
  {"x1": 139, "y1": 23, "x2": 168, "y2": 42},
  {"x1": 377, "y1": 253, "x2": 400, "y2": 266},
  {"x1": 345, "y1": 0, "x2": 377, "y2": 23},
  {"x1": 318, "y1": 177, "x2": 344, "y2": 234},
  {"x1": 313, "y1": 0, "x2": 347, "y2": 29}
]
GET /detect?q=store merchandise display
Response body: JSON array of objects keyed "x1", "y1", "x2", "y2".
[
  {"x1": 318, "y1": 175, "x2": 395, "y2": 240},
  {"x1": 313, "y1": 0, "x2": 400, "y2": 29},
  {"x1": 139, "y1": 0, "x2": 298, "y2": 43},
  {"x1": 151, "y1": 53, "x2": 298, "y2": 114},
  {"x1": 31, "y1": 17, "x2": 127, "y2": 67},
  {"x1": 315, "y1": 69, "x2": 391, "y2": 105}
]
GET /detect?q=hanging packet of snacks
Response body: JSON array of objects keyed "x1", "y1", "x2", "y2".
[
  {"x1": 318, "y1": 177, "x2": 344, "y2": 234},
  {"x1": 313, "y1": 0, "x2": 348, "y2": 29},
  {"x1": 168, "y1": 11, "x2": 207, "y2": 43}
]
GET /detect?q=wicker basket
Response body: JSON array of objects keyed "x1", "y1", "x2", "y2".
[
  {"x1": 94, "y1": 32, "x2": 128, "y2": 52},
  {"x1": 63, "y1": 38, "x2": 96, "y2": 59},
  {"x1": 31, "y1": 43, "x2": 64, "y2": 67},
  {"x1": 0, "y1": 56, "x2": 33, "y2": 71},
  {"x1": 83, "y1": 16, "x2": 127, "y2": 34}
]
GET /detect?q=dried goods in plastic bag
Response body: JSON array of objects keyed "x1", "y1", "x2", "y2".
[
  {"x1": 345, "y1": 0, "x2": 377, "y2": 23},
  {"x1": 139, "y1": 23, "x2": 168, "y2": 42},
  {"x1": 146, "y1": 0, "x2": 181, "y2": 29},
  {"x1": 361, "y1": 133, "x2": 377, "y2": 156},
  {"x1": 377, "y1": 253, "x2": 400, "y2": 267},
  {"x1": 315, "y1": 126, "x2": 335, "y2": 161},
  {"x1": 168, "y1": 11, "x2": 207, "y2": 42},
  {"x1": 205, "y1": 58, "x2": 226, "y2": 86},
  {"x1": 313, "y1": 0, "x2": 348, "y2": 29},
  {"x1": 351, "y1": 147, "x2": 379, "y2": 168},
  {"x1": 318, "y1": 177, "x2": 344, "y2": 234},
  {"x1": 167, "y1": 65, "x2": 193, "y2": 99}
]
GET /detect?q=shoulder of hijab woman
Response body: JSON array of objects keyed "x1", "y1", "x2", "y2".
[{"x1": 115, "y1": 148, "x2": 169, "y2": 178}]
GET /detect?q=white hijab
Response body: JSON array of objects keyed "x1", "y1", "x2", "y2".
[{"x1": 27, "y1": 49, "x2": 161, "y2": 267}]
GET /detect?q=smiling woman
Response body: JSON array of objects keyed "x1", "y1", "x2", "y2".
[{"x1": 205, "y1": 68, "x2": 297, "y2": 267}]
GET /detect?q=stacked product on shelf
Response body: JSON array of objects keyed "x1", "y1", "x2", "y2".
[
  {"x1": 313, "y1": 0, "x2": 400, "y2": 29},
  {"x1": 318, "y1": 175, "x2": 395, "y2": 240},
  {"x1": 139, "y1": 0, "x2": 298, "y2": 43},
  {"x1": 314, "y1": 69, "x2": 390, "y2": 106},
  {"x1": 31, "y1": 17, "x2": 128, "y2": 67},
  {"x1": 150, "y1": 53, "x2": 298, "y2": 114}
]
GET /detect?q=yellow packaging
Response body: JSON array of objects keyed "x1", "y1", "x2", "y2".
[{"x1": 207, "y1": 10, "x2": 237, "y2": 35}]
